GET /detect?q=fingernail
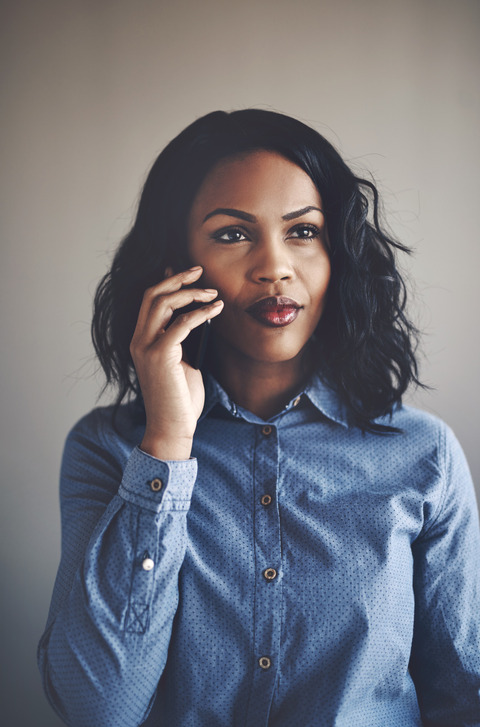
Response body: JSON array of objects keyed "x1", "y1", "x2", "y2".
[
  {"x1": 212, "y1": 300, "x2": 224, "y2": 307},
  {"x1": 204, "y1": 289, "x2": 217, "y2": 294},
  {"x1": 188, "y1": 265, "x2": 202, "y2": 271}
]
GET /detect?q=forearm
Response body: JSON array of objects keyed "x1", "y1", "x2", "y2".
[{"x1": 38, "y1": 445, "x2": 197, "y2": 727}]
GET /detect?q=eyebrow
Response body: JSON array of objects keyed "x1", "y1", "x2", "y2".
[{"x1": 202, "y1": 205, "x2": 324, "y2": 224}]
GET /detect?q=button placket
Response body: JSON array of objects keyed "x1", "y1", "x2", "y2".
[{"x1": 245, "y1": 424, "x2": 282, "y2": 726}]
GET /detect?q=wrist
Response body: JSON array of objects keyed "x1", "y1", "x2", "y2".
[{"x1": 140, "y1": 434, "x2": 193, "y2": 461}]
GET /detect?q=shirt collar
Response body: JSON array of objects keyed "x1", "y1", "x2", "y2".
[
  {"x1": 303, "y1": 373, "x2": 349, "y2": 428},
  {"x1": 200, "y1": 371, "x2": 349, "y2": 428}
]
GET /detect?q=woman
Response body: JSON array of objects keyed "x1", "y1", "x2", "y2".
[{"x1": 38, "y1": 110, "x2": 480, "y2": 726}]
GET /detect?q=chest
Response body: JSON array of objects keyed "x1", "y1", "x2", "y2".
[{"x1": 187, "y1": 416, "x2": 439, "y2": 599}]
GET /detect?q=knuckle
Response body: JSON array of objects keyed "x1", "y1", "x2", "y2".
[
  {"x1": 152, "y1": 295, "x2": 167, "y2": 310},
  {"x1": 142, "y1": 286, "x2": 155, "y2": 300},
  {"x1": 143, "y1": 284, "x2": 166, "y2": 303},
  {"x1": 130, "y1": 335, "x2": 148, "y2": 354},
  {"x1": 178, "y1": 313, "x2": 190, "y2": 326}
]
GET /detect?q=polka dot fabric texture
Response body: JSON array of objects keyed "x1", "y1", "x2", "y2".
[{"x1": 38, "y1": 374, "x2": 480, "y2": 726}]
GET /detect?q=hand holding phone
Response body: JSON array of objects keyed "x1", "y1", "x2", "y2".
[{"x1": 129, "y1": 266, "x2": 223, "y2": 460}]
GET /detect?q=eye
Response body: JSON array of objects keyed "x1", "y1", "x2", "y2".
[
  {"x1": 289, "y1": 223, "x2": 321, "y2": 240},
  {"x1": 211, "y1": 227, "x2": 248, "y2": 243}
]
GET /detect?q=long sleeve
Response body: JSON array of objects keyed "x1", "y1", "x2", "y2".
[
  {"x1": 410, "y1": 423, "x2": 480, "y2": 725},
  {"x1": 37, "y1": 409, "x2": 197, "y2": 727}
]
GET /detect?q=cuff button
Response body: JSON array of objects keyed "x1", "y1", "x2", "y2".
[{"x1": 150, "y1": 478, "x2": 163, "y2": 492}]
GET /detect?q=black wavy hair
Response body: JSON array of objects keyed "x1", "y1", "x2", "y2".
[{"x1": 92, "y1": 109, "x2": 421, "y2": 432}]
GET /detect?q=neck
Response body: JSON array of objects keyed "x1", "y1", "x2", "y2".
[{"x1": 207, "y1": 338, "x2": 314, "y2": 420}]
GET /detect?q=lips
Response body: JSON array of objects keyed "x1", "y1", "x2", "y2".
[{"x1": 246, "y1": 296, "x2": 302, "y2": 328}]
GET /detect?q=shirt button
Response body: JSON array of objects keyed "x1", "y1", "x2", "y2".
[
  {"x1": 259, "y1": 656, "x2": 271, "y2": 670},
  {"x1": 263, "y1": 567, "x2": 277, "y2": 581},
  {"x1": 150, "y1": 478, "x2": 163, "y2": 492},
  {"x1": 261, "y1": 425, "x2": 273, "y2": 436},
  {"x1": 261, "y1": 494, "x2": 272, "y2": 507},
  {"x1": 142, "y1": 558, "x2": 155, "y2": 571}
]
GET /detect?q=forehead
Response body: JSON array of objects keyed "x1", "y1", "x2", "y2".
[{"x1": 189, "y1": 150, "x2": 322, "y2": 218}]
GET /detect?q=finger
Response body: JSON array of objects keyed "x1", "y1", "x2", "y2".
[
  {"x1": 161, "y1": 300, "x2": 224, "y2": 347},
  {"x1": 137, "y1": 288, "x2": 218, "y2": 345},
  {"x1": 135, "y1": 266, "x2": 204, "y2": 328},
  {"x1": 134, "y1": 269, "x2": 207, "y2": 336},
  {"x1": 150, "y1": 266, "x2": 203, "y2": 296}
]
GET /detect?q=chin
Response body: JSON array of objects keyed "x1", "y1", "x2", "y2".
[
  {"x1": 232, "y1": 339, "x2": 307, "y2": 366},
  {"x1": 212, "y1": 318, "x2": 313, "y2": 364}
]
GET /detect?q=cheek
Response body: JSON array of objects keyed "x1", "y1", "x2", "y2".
[
  {"x1": 194, "y1": 260, "x2": 223, "y2": 291},
  {"x1": 202, "y1": 272, "x2": 231, "y2": 302},
  {"x1": 307, "y1": 262, "x2": 331, "y2": 306},
  {"x1": 199, "y1": 262, "x2": 242, "y2": 304}
]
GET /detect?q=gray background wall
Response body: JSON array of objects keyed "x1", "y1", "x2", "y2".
[{"x1": 1, "y1": 0, "x2": 479, "y2": 724}]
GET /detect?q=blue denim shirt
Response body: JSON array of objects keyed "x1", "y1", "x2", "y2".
[{"x1": 38, "y1": 374, "x2": 480, "y2": 726}]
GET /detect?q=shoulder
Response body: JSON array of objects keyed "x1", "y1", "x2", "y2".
[
  {"x1": 387, "y1": 403, "x2": 446, "y2": 440},
  {"x1": 63, "y1": 401, "x2": 146, "y2": 473},
  {"x1": 350, "y1": 404, "x2": 448, "y2": 480},
  {"x1": 59, "y1": 402, "x2": 146, "y2": 506},
  {"x1": 374, "y1": 403, "x2": 470, "y2": 485},
  {"x1": 388, "y1": 404, "x2": 463, "y2": 457}
]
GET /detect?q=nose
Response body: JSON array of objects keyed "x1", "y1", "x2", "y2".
[{"x1": 249, "y1": 236, "x2": 294, "y2": 284}]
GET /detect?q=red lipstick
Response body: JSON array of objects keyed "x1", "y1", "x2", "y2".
[{"x1": 246, "y1": 296, "x2": 302, "y2": 328}]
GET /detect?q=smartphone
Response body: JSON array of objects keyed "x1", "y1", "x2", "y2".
[
  {"x1": 183, "y1": 315, "x2": 211, "y2": 370},
  {"x1": 170, "y1": 300, "x2": 211, "y2": 370}
]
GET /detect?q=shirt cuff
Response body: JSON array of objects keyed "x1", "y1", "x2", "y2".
[{"x1": 118, "y1": 446, "x2": 198, "y2": 513}]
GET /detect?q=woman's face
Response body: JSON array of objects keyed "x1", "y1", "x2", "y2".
[{"x1": 187, "y1": 150, "x2": 331, "y2": 367}]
